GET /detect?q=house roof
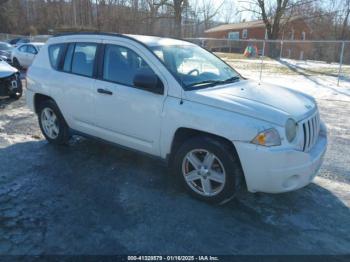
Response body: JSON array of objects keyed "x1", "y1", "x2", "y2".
[
  {"x1": 205, "y1": 20, "x2": 265, "y2": 33},
  {"x1": 205, "y1": 16, "x2": 304, "y2": 33}
]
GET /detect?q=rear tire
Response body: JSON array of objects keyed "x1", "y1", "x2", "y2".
[
  {"x1": 172, "y1": 135, "x2": 244, "y2": 204},
  {"x1": 38, "y1": 100, "x2": 70, "y2": 145}
]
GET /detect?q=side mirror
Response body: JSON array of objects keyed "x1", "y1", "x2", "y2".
[{"x1": 133, "y1": 69, "x2": 164, "y2": 95}]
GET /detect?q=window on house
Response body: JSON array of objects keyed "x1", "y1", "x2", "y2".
[
  {"x1": 242, "y1": 29, "x2": 248, "y2": 39},
  {"x1": 291, "y1": 29, "x2": 295, "y2": 40},
  {"x1": 302, "y1": 31, "x2": 306, "y2": 40},
  {"x1": 228, "y1": 32, "x2": 239, "y2": 40}
]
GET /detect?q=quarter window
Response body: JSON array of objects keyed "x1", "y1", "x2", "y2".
[
  {"x1": 103, "y1": 44, "x2": 152, "y2": 86},
  {"x1": 71, "y1": 43, "x2": 97, "y2": 77},
  {"x1": 48, "y1": 44, "x2": 66, "y2": 69}
]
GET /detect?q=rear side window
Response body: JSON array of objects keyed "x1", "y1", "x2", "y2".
[
  {"x1": 18, "y1": 45, "x2": 27, "y2": 52},
  {"x1": 48, "y1": 44, "x2": 66, "y2": 69},
  {"x1": 103, "y1": 44, "x2": 152, "y2": 86},
  {"x1": 71, "y1": 43, "x2": 97, "y2": 77},
  {"x1": 27, "y1": 45, "x2": 37, "y2": 54}
]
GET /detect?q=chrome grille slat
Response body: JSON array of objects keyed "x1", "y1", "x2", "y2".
[{"x1": 301, "y1": 111, "x2": 320, "y2": 152}]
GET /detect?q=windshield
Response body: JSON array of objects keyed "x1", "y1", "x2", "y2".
[
  {"x1": 151, "y1": 44, "x2": 239, "y2": 89},
  {"x1": 0, "y1": 43, "x2": 12, "y2": 50}
]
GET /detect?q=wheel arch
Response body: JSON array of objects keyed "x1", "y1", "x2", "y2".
[
  {"x1": 168, "y1": 127, "x2": 241, "y2": 164},
  {"x1": 34, "y1": 93, "x2": 54, "y2": 114},
  {"x1": 169, "y1": 127, "x2": 247, "y2": 195}
]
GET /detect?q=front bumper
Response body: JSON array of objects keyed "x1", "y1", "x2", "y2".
[
  {"x1": 235, "y1": 129, "x2": 327, "y2": 193},
  {"x1": 0, "y1": 73, "x2": 22, "y2": 97}
]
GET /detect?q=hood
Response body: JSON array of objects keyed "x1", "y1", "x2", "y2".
[
  {"x1": 185, "y1": 80, "x2": 316, "y2": 126},
  {"x1": 0, "y1": 50, "x2": 11, "y2": 57},
  {"x1": 0, "y1": 60, "x2": 18, "y2": 78}
]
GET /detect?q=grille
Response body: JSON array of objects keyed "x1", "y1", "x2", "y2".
[{"x1": 301, "y1": 112, "x2": 320, "y2": 152}]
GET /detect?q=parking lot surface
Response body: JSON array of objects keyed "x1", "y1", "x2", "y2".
[{"x1": 0, "y1": 91, "x2": 349, "y2": 255}]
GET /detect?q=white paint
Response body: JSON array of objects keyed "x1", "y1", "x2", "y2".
[{"x1": 26, "y1": 34, "x2": 328, "y2": 194}]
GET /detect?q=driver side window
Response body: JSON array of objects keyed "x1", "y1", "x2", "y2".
[{"x1": 103, "y1": 44, "x2": 153, "y2": 87}]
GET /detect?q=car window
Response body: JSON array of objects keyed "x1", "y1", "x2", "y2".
[
  {"x1": 18, "y1": 39, "x2": 30, "y2": 44},
  {"x1": 0, "y1": 43, "x2": 12, "y2": 50},
  {"x1": 27, "y1": 45, "x2": 37, "y2": 54},
  {"x1": 71, "y1": 43, "x2": 97, "y2": 77},
  {"x1": 18, "y1": 45, "x2": 27, "y2": 52},
  {"x1": 63, "y1": 43, "x2": 75, "y2": 72},
  {"x1": 103, "y1": 44, "x2": 153, "y2": 86},
  {"x1": 48, "y1": 43, "x2": 66, "y2": 70}
]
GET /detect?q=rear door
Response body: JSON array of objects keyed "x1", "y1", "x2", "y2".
[
  {"x1": 51, "y1": 40, "x2": 101, "y2": 135},
  {"x1": 26, "y1": 44, "x2": 37, "y2": 66},
  {"x1": 17, "y1": 45, "x2": 28, "y2": 66}
]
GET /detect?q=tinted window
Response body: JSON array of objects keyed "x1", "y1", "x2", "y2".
[
  {"x1": 27, "y1": 45, "x2": 37, "y2": 54},
  {"x1": 103, "y1": 44, "x2": 152, "y2": 86},
  {"x1": 48, "y1": 43, "x2": 65, "y2": 69},
  {"x1": 18, "y1": 45, "x2": 27, "y2": 52},
  {"x1": 63, "y1": 43, "x2": 75, "y2": 72},
  {"x1": 71, "y1": 43, "x2": 97, "y2": 77}
]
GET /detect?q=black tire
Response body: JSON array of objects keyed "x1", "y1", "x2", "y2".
[
  {"x1": 13, "y1": 58, "x2": 21, "y2": 70},
  {"x1": 172, "y1": 135, "x2": 244, "y2": 204},
  {"x1": 38, "y1": 99, "x2": 70, "y2": 145}
]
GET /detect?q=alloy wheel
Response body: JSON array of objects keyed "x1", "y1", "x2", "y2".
[
  {"x1": 41, "y1": 108, "x2": 59, "y2": 139},
  {"x1": 182, "y1": 149, "x2": 226, "y2": 197}
]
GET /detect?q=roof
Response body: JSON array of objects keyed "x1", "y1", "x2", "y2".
[
  {"x1": 30, "y1": 42, "x2": 45, "y2": 46},
  {"x1": 51, "y1": 32, "x2": 193, "y2": 47},
  {"x1": 205, "y1": 16, "x2": 304, "y2": 33},
  {"x1": 126, "y1": 34, "x2": 192, "y2": 47},
  {"x1": 205, "y1": 20, "x2": 265, "y2": 33}
]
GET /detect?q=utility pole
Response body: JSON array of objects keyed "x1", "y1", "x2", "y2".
[{"x1": 73, "y1": 0, "x2": 77, "y2": 27}]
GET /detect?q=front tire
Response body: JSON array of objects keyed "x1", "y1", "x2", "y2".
[
  {"x1": 173, "y1": 136, "x2": 244, "y2": 204},
  {"x1": 38, "y1": 100, "x2": 70, "y2": 145}
]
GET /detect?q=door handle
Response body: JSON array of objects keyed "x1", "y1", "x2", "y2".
[{"x1": 97, "y1": 88, "x2": 113, "y2": 95}]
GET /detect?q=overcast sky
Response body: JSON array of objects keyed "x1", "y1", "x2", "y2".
[{"x1": 190, "y1": 0, "x2": 255, "y2": 23}]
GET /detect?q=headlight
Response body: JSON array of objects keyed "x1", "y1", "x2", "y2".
[
  {"x1": 285, "y1": 118, "x2": 297, "y2": 143},
  {"x1": 251, "y1": 128, "x2": 281, "y2": 147}
]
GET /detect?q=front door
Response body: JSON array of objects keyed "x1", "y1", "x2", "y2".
[{"x1": 93, "y1": 42, "x2": 167, "y2": 156}]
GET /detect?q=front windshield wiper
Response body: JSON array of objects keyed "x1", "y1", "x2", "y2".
[
  {"x1": 223, "y1": 76, "x2": 240, "y2": 83},
  {"x1": 186, "y1": 76, "x2": 240, "y2": 89}
]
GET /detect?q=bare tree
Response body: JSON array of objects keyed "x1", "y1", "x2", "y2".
[
  {"x1": 145, "y1": 0, "x2": 168, "y2": 34},
  {"x1": 339, "y1": 0, "x2": 350, "y2": 40},
  {"x1": 200, "y1": 0, "x2": 225, "y2": 30},
  {"x1": 221, "y1": 0, "x2": 236, "y2": 24}
]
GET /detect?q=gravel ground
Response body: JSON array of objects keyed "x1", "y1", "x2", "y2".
[{"x1": 0, "y1": 90, "x2": 349, "y2": 255}]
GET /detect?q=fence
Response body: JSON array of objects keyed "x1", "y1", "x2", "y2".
[
  {"x1": 186, "y1": 38, "x2": 350, "y2": 87},
  {"x1": 0, "y1": 33, "x2": 51, "y2": 43},
  {"x1": 1, "y1": 33, "x2": 349, "y2": 87}
]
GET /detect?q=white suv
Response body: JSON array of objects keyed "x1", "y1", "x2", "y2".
[{"x1": 26, "y1": 33, "x2": 327, "y2": 203}]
